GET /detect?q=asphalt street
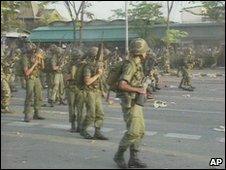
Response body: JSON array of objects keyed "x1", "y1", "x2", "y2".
[{"x1": 1, "y1": 68, "x2": 225, "y2": 169}]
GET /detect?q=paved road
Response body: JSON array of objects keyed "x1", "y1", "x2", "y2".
[{"x1": 1, "y1": 69, "x2": 225, "y2": 169}]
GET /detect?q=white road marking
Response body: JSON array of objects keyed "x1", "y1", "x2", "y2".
[
  {"x1": 216, "y1": 137, "x2": 225, "y2": 143},
  {"x1": 87, "y1": 127, "x2": 114, "y2": 132},
  {"x1": 121, "y1": 130, "x2": 157, "y2": 136},
  {"x1": 7, "y1": 121, "x2": 39, "y2": 126},
  {"x1": 164, "y1": 133, "x2": 201, "y2": 140},
  {"x1": 145, "y1": 131, "x2": 157, "y2": 136},
  {"x1": 43, "y1": 124, "x2": 70, "y2": 129}
]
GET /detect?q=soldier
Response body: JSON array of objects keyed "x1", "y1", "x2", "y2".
[
  {"x1": 145, "y1": 49, "x2": 161, "y2": 92},
  {"x1": 160, "y1": 48, "x2": 170, "y2": 74},
  {"x1": 49, "y1": 47, "x2": 66, "y2": 106},
  {"x1": 15, "y1": 48, "x2": 26, "y2": 89},
  {"x1": 79, "y1": 46, "x2": 108, "y2": 140},
  {"x1": 65, "y1": 49, "x2": 85, "y2": 133},
  {"x1": 1, "y1": 48, "x2": 21, "y2": 113},
  {"x1": 45, "y1": 45, "x2": 56, "y2": 104},
  {"x1": 113, "y1": 38, "x2": 149, "y2": 168},
  {"x1": 22, "y1": 43, "x2": 45, "y2": 122},
  {"x1": 178, "y1": 48, "x2": 195, "y2": 91}
]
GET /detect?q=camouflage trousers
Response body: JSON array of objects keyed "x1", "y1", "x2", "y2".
[
  {"x1": 1, "y1": 78, "x2": 11, "y2": 109},
  {"x1": 118, "y1": 98, "x2": 145, "y2": 152},
  {"x1": 150, "y1": 68, "x2": 159, "y2": 87},
  {"x1": 67, "y1": 85, "x2": 86, "y2": 130},
  {"x1": 51, "y1": 73, "x2": 64, "y2": 102},
  {"x1": 23, "y1": 76, "x2": 43, "y2": 115},
  {"x1": 82, "y1": 90, "x2": 104, "y2": 130},
  {"x1": 46, "y1": 73, "x2": 54, "y2": 100},
  {"x1": 180, "y1": 67, "x2": 191, "y2": 87}
]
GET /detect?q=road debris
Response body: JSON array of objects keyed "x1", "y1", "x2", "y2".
[
  {"x1": 182, "y1": 94, "x2": 191, "y2": 98},
  {"x1": 153, "y1": 100, "x2": 167, "y2": 108}
]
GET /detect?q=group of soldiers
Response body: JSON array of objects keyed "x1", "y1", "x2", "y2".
[{"x1": 2, "y1": 37, "x2": 203, "y2": 168}]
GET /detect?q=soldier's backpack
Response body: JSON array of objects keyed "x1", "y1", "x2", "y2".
[{"x1": 106, "y1": 59, "x2": 136, "y2": 92}]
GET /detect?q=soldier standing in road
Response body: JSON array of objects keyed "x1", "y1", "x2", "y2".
[
  {"x1": 49, "y1": 47, "x2": 67, "y2": 106},
  {"x1": 79, "y1": 46, "x2": 108, "y2": 140},
  {"x1": 65, "y1": 49, "x2": 85, "y2": 133},
  {"x1": 113, "y1": 38, "x2": 149, "y2": 168},
  {"x1": 22, "y1": 43, "x2": 45, "y2": 122},
  {"x1": 178, "y1": 48, "x2": 195, "y2": 91},
  {"x1": 1, "y1": 48, "x2": 21, "y2": 113}
]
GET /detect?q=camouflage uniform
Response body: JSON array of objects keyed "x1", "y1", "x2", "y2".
[
  {"x1": 50, "y1": 47, "x2": 65, "y2": 105},
  {"x1": 22, "y1": 43, "x2": 45, "y2": 122},
  {"x1": 178, "y1": 48, "x2": 195, "y2": 91},
  {"x1": 80, "y1": 46, "x2": 108, "y2": 140},
  {"x1": 1, "y1": 49, "x2": 21, "y2": 113},
  {"x1": 114, "y1": 38, "x2": 149, "y2": 168},
  {"x1": 66, "y1": 49, "x2": 85, "y2": 132},
  {"x1": 145, "y1": 50, "x2": 160, "y2": 92},
  {"x1": 1, "y1": 66, "x2": 12, "y2": 112}
]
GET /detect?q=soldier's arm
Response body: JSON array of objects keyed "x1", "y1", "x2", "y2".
[
  {"x1": 52, "y1": 58, "x2": 60, "y2": 71},
  {"x1": 118, "y1": 80, "x2": 145, "y2": 94},
  {"x1": 84, "y1": 67, "x2": 103, "y2": 86},
  {"x1": 24, "y1": 60, "x2": 39, "y2": 77},
  {"x1": 118, "y1": 62, "x2": 145, "y2": 94}
]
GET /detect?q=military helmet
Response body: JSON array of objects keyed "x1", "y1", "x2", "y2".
[
  {"x1": 50, "y1": 44, "x2": 58, "y2": 52},
  {"x1": 71, "y1": 49, "x2": 84, "y2": 59},
  {"x1": 129, "y1": 38, "x2": 149, "y2": 55},
  {"x1": 26, "y1": 43, "x2": 36, "y2": 53},
  {"x1": 147, "y1": 49, "x2": 156, "y2": 58},
  {"x1": 87, "y1": 46, "x2": 98, "y2": 58},
  {"x1": 104, "y1": 48, "x2": 111, "y2": 56}
]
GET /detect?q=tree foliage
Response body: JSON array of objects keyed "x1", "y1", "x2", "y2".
[
  {"x1": 162, "y1": 29, "x2": 188, "y2": 45},
  {"x1": 110, "y1": 1, "x2": 165, "y2": 42},
  {"x1": 186, "y1": 1, "x2": 225, "y2": 23},
  {"x1": 1, "y1": 1, "x2": 25, "y2": 32}
]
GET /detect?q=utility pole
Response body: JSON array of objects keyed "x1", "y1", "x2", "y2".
[{"x1": 125, "y1": 1, "x2": 129, "y2": 59}]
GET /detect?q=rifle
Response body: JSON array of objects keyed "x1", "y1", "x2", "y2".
[
  {"x1": 58, "y1": 43, "x2": 73, "y2": 70},
  {"x1": 135, "y1": 76, "x2": 152, "y2": 106}
]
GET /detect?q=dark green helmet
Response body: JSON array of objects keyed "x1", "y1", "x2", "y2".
[
  {"x1": 104, "y1": 48, "x2": 111, "y2": 56},
  {"x1": 129, "y1": 38, "x2": 149, "y2": 55},
  {"x1": 26, "y1": 43, "x2": 36, "y2": 53},
  {"x1": 87, "y1": 46, "x2": 98, "y2": 58},
  {"x1": 71, "y1": 49, "x2": 84, "y2": 59}
]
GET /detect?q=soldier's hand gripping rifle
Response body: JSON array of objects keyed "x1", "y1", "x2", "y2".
[
  {"x1": 135, "y1": 76, "x2": 152, "y2": 106},
  {"x1": 58, "y1": 44, "x2": 72, "y2": 70}
]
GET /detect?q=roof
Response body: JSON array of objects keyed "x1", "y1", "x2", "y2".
[
  {"x1": 28, "y1": 20, "x2": 224, "y2": 42},
  {"x1": 28, "y1": 25, "x2": 138, "y2": 42}
]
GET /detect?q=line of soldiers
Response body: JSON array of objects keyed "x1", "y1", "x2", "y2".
[{"x1": 2, "y1": 38, "x2": 204, "y2": 168}]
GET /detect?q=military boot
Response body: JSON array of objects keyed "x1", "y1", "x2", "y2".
[
  {"x1": 24, "y1": 114, "x2": 32, "y2": 122},
  {"x1": 33, "y1": 112, "x2": 45, "y2": 120},
  {"x1": 93, "y1": 127, "x2": 109, "y2": 140},
  {"x1": 80, "y1": 130, "x2": 93, "y2": 139},
  {"x1": 49, "y1": 100, "x2": 54, "y2": 107},
  {"x1": 59, "y1": 99, "x2": 67, "y2": 105},
  {"x1": 155, "y1": 86, "x2": 161, "y2": 90},
  {"x1": 113, "y1": 146, "x2": 128, "y2": 169},
  {"x1": 128, "y1": 150, "x2": 147, "y2": 168},
  {"x1": 1, "y1": 107, "x2": 14, "y2": 114},
  {"x1": 70, "y1": 122, "x2": 77, "y2": 133}
]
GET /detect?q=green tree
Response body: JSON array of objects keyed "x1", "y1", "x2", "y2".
[
  {"x1": 64, "y1": 1, "x2": 94, "y2": 47},
  {"x1": 1, "y1": 1, "x2": 25, "y2": 32},
  {"x1": 186, "y1": 1, "x2": 225, "y2": 23},
  {"x1": 110, "y1": 1, "x2": 165, "y2": 43}
]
